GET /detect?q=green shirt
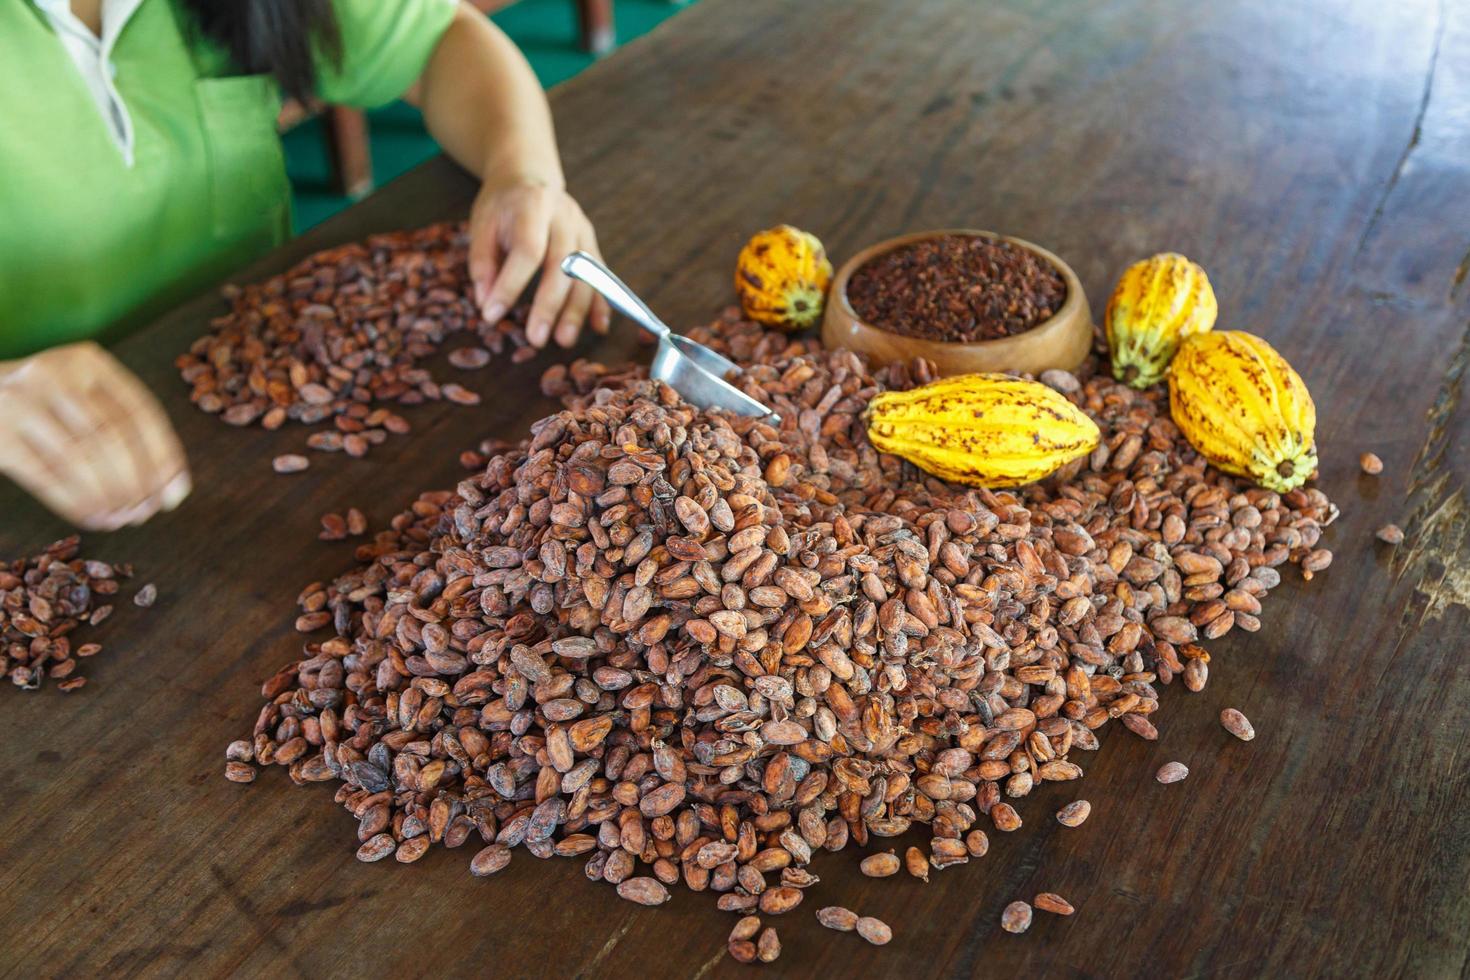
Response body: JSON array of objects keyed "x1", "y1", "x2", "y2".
[{"x1": 0, "y1": 0, "x2": 457, "y2": 359}]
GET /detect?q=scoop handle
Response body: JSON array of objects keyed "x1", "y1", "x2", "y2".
[{"x1": 560, "y1": 251, "x2": 670, "y2": 341}]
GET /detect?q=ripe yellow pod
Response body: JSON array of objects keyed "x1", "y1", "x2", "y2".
[
  {"x1": 1106, "y1": 252, "x2": 1217, "y2": 388},
  {"x1": 1169, "y1": 331, "x2": 1318, "y2": 492},
  {"x1": 735, "y1": 225, "x2": 832, "y2": 332},
  {"x1": 866, "y1": 374, "x2": 1100, "y2": 488}
]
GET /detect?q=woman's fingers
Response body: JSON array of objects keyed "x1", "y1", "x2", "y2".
[
  {"x1": 482, "y1": 193, "x2": 551, "y2": 328},
  {"x1": 19, "y1": 374, "x2": 123, "y2": 521},
  {"x1": 529, "y1": 223, "x2": 580, "y2": 348},
  {"x1": 160, "y1": 469, "x2": 192, "y2": 511},
  {"x1": 95, "y1": 355, "x2": 191, "y2": 513},
  {"x1": 590, "y1": 295, "x2": 612, "y2": 335},
  {"x1": 488, "y1": 243, "x2": 544, "y2": 336},
  {"x1": 56, "y1": 348, "x2": 173, "y2": 521},
  {"x1": 3, "y1": 400, "x2": 119, "y2": 529},
  {"x1": 0, "y1": 343, "x2": 190, "y2": 530},
  {"x1": 554, "y1": 281, "x2": 596, "y2": 348},
  {"x1": 485, "y1": 236, "x2": 546, "y2": 333},
  {"x1": 467, "y1": 184, "x2": 609, "y2": 346},
  {"x1": 549, "y1": 212, "x2": 604, "y2": 346},
  {"x1": 83, "y1": 386, "x2": 173, "y2": 524},
  {"x1": 5, "y1": 453, "x2": 120, "y2": 531},
  {"x1": 571, "y1": 220, "x2": 610, "y2": 338},
  {"x1": 467, "y1": 214, "x2": 501, "y2": 315},
  {"x1": 57, "y1": 397, "x2": 154, "y2": 526}
]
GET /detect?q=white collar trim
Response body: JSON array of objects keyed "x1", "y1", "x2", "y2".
[{"x1": 33, "y1": 0, "x2": 149, "y2": 166}]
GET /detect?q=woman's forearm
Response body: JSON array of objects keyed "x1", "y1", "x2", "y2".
[
  {"x1": 408, "y1": 3, "x2": 608, "y2": 346},
  {"x1": 409, "y1": 4, "x2": 564, "y2": 190}
]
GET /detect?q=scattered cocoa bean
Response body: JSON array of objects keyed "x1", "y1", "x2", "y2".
[
  {"x1": 856, "y1": 916, "x2": 892, "y2": 946},
  {"x1": 1001, "y1": 901, "x2": 1033, "y2": 934},
  {"x1": 817, "y1": 907, "x2": 859, "y2": 932},
  {"x1": 757, "y1": 927, "x2": 781, "y2": 962},
  {"x1": 1375, "y1": 524, "x2": 1403, "y2": 545},
  {"x1": 273, "y1": 454, "x2": 309, "y2": 474},
  {"x1": 1220, "y1": 708, "x2": 1255, "y2": 741},
  {"x1": 1156, "y1": 762, "x2": 1190, "y2": 784},
  {"x1": 859, "y1": 852, "x2": 900, "y2": 878},
  {"x1": 1056, "y1": 800, "x2": 1091, "y2": 827},
  {"x1": 905, "y1": 846, "x2": 929, "y2": 881},
  {"x1": 617, "y1": 877, "x2": 671, "y2": 906},
  {"x1": 1035, "y1": 892, "x2": 1075, "y2": 916}
]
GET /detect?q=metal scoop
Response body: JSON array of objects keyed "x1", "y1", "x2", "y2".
[{"x1": 560, "y1": 251, "x2": 779, "y2": 421}]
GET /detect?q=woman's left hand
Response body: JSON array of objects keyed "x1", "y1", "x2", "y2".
[{"x1": 467, "y1": 178, "x2": 611, "y2": 348}]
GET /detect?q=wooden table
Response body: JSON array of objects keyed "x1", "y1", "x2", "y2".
[{"x1": 4, "y1": 0, "x2": 1467, "y2": 975}]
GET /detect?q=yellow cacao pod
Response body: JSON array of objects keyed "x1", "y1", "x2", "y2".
[
  {"x1": 1169, "y1": 331, "x2": 1317, "y2": 492},
  {"x1": 735, "y1": 225, "x2": 832, "y2": 331},
  {"x1": 1106, "y1": 252, "x2": 1217, "y2": 388},
  {"x1": 866, "y1": 374, "x2": 1101, "y2": 488}
]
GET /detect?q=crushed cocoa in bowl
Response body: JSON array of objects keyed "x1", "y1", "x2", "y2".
[
  {"x1": 229, "y1": 309, "x2": 1336, "y2": 960},
  {"x1": 845, "y1": 234, "x2": 1066, "y2": 342}
]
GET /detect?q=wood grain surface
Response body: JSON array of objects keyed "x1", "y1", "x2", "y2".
[{"x1": 3, "y1": 0, "x2": 1468, "y2": 976}]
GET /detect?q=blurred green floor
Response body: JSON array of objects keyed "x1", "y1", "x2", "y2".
[{"x1": 284, "y1": 0, "x2": 692, "y2": 232}]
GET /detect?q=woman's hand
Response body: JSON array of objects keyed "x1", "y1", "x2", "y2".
[
  {"x1": 409, "y1": 9, "x2": 607, "y2": 347},
  {"x1": 0, "y1": 342, "x2": 190, "y2": 531},
  {"x1": 467, "y1": 178, "x2": 611, "y2": 348}
]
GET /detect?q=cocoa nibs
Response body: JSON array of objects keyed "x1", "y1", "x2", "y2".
[
  {"x1": 228, "y1": 309, "x2": 1338, "y2": 959},
  {"x1": 2, "y1": 536, "x2": 140, "y2": 692},
  {"x1": 177, "y1": 222, "x2": 529, "y2": 466},
  {"x1": 845, "y1": 235, "x2": 1066, "y2": 342}
]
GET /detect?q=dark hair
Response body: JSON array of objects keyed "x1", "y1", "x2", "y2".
[{"x1": 181, "y1": 0, "x2": 342, "y2": 102}]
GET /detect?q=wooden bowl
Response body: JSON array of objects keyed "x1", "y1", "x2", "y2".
[{"x1": 822, "y1": 229, "x2": 1092, "y2": 376}]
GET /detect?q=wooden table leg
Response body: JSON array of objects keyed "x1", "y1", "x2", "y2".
[
  {"x1": 322, "y1": 106, "x2": 374, "y2": 201},
  {"x1": 577, "y1": 0, "x2": 615, "y2": 56}
]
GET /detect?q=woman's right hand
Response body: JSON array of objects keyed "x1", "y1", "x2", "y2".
[{"x1": 0, "y1": 342, "x2": 190, "y2": 531}]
